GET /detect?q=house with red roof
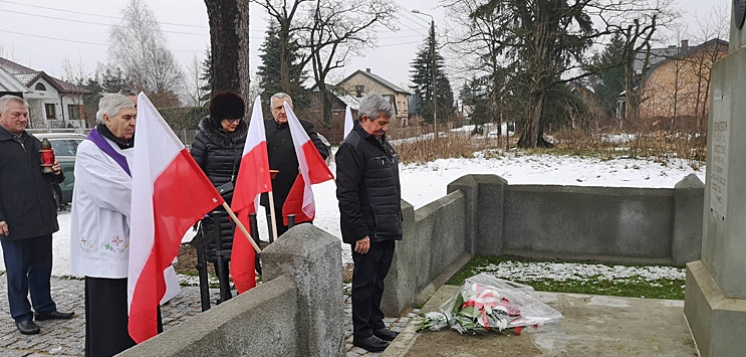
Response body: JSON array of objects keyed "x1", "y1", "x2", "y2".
[{"x1": 0, "y1": 57, "x2": 90, "y2": 129}]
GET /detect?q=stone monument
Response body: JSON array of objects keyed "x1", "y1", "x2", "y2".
[{"x1": 684, "y1": 2, "x2": 746, "y2": 356}]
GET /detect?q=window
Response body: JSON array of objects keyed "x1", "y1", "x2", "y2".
[
  {"x1": 49, "y1": 139, "x2": 79, "y2": 157},
  {"x1": 35, "y1": 83, "x2": 46, "y2": 91},
  {"x1": 67, "y1": 104, "x2": 81, "y2": 120},
  {"x1": 45, "y1": 104, "x2": 56, "y2": 119}
]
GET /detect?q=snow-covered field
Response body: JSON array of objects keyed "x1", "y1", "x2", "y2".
[{"x1": 0, "y1": 152, "x2": 706, "y2": 277}]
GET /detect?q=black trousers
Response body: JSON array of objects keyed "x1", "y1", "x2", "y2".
[
  {"x1": 351, "y1": 240, "x2": 395, "y2": 339},
  {"x1": 84, "y1": 277, "x2": 163, "y2": 357},
  {"x1": 0, "y1": 234, "x2": 55, "y2": 322}
]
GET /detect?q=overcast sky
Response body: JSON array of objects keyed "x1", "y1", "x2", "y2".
[{"x1": 0, "y1": 0, "x2": 728, "y2": 94}]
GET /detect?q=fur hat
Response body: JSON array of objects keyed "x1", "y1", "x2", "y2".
[{"x1": 209, "y1": 91, "x2": 245, "y2": 122}]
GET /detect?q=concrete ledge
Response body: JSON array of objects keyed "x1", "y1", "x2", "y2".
[
  {"x1": 119, "y1": 275, "x2": 299, "y2": 357},
  {"x1": 685, "y1": 260, "x2": 746, "y2": 357},
  {"x1": 414, "y1": 253, "x2": 471, "y2": 307}
]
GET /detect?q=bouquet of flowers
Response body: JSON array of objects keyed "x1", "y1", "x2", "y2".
[{"x1": 416, "y1": 274, "x2": 563, "y2": 335}]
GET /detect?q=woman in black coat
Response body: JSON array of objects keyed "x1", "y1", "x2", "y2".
[{"x1": 190, "y1": 91, "x2": 247, "y2": 302}]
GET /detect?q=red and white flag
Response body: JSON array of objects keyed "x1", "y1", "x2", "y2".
[
  {"x1": 128, "y1": 93, "x2": 224, "y2": 343},
  {"x1": 281, "y1": 101, "x2": 334, "y2": 225},
  {"x1": 230, "y1": 96, "x2": 271, "y2": 293},
  {"x1": 343, "y1": 105, "x2": 354, "y2": 140}
]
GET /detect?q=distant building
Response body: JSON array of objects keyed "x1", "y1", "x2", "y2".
[
  {"x1": 616, "y1": 39, "x2": 728, "y2": 123},
  {"x1": 336, "y1": 68, "x2": 411, "y2": 125},
  {"x1": 0, "y1": 57, "x2": 90, "y2": 129}
]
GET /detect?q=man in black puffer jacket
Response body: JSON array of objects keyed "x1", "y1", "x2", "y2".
[
  {"x1": 190, "y1": 91, "x2": 248, "y2": 302},
  {"x1": 261, "y1": 92, "x2": 330, "y2": 237},
  {"x1": 336, "y1": 93, "x2": 401, "y2": 353}
]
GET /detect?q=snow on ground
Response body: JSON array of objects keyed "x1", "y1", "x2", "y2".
[
  {"x1": 0, "y1": 152, "x2": 706, "y2": 277},
  {"x1": 475, "y1": 261, "x2": 685, "y2": 282}
]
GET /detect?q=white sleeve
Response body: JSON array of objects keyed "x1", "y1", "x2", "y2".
[{"x1": 74, "y1": 142, "x2": 132, "y2": 218}]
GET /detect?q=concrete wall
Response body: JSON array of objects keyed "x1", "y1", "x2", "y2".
[
  {"x1": 120, "y1": 224, "x2": 345, "y2": 357},
  {"x1": 382, "y1": 191, "x2": 469, "y2": 315},
  {"x1": 382, "y1": 173, "x2": 704, "y2": 316}
]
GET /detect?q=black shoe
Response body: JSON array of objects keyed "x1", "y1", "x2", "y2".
[
  {"x1": 353, "y1": 335, "x2": 389, "y2": 353},
  {"x1": 15, "y1": 320, "x2": 40, "y2": 335},
  {"x1": 35, "y1": 310, "x2": 74, "y2": 321},
  {"x1": 374, "y1": 328, "x2": 399, "y2": 342}
]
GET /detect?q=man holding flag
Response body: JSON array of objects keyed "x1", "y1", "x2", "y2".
[
  {"x1": 262, "y1": 93, "x2": 330, "y2": 236},
  {"x1": 70, "y1": 93, "x2": 147, "y2": 356},
  {"x1": 336, "y1": 94, "x2": 402, "y2": 353}
]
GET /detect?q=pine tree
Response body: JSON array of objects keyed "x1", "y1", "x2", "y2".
[
  {"x1": 200, "y1": 49, "x2": 213, "y2": 105},
  {"x1": 257, "y1": 20, "x2": 308, "y2": 113},
  {"x1": 591, "y1": 34, "x2": 626, "y2": 117},
  {"x1": 409, "y1": 25, "x2": 455, "y2": 124}
]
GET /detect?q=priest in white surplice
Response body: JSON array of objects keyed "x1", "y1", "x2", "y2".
[{"x1": 70, "y1": 93, "x2": 176, "y2": 357}]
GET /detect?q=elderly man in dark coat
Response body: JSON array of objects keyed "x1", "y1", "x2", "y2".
[
  {"x1": 261, "y1": 92, "x2": 330, "y2": 237},
  {"x1": 0, "y1": 95, "x2": 74, "y2": 335}
]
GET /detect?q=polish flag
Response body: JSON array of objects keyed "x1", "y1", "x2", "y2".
[
  {"x1": 343, "y1": 105, "x2": 354, "y2": 140},
  {"x1": 230, "y1": 96, "x2": 271, "y2": 293},
  {"x1": 128, "y1": 93, "x2": 224, "y2": 343},
  {"x1": 281, "y1": 101, "x2": 334, "y2": 225}
]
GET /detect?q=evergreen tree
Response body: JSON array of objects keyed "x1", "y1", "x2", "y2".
[
  {"x1": 200, "y1": 49, "x2": 213, "y2": 105},
  {"x1": 590, "y1": 34, "x2": 626, "y2": 117},
  {"x1": 257, "y1": 20, "x2": 308, "y2": 114},
  {"x1": 409, "y1": 25, "x2": 455, "y2": 124}
]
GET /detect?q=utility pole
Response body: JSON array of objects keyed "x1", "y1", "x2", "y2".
[{"x1": 412, "y1": 9, "x2": 437, "y2": 139}]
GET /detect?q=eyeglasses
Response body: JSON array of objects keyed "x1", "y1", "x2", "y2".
[{"x1": 225, "y1": 118, "x2": 241, "y2": 124}]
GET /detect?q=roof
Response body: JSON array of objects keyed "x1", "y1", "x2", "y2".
[
  {"x1": 634, "y1": 38, "x2": 729, "y2": 75},
  {"x1": 338, "y1": 69, "x2": 412, "y2": 95},
  {"x1": 0, "y1": 66, "x2": 27, "y2": 93},
  {"x1": 0, "y1": 57, "x2": 90, "y2": 95},
  {"x1": 337, "y1": 95, "x2": 361, "y2": 110}
]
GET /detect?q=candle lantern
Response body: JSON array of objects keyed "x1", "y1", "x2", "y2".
[{"x1": 40, "y1": 138, "x2": 56, "y2": 174}]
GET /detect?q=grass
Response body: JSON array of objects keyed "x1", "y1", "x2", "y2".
[{"x1": 448, "y1": 256, "x2": 686, "y2": 300}]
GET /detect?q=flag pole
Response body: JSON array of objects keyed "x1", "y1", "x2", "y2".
[
  {"x1": 267, "y1": 191, "x2": 279, "y2": 242},
  {"x1": 221, "y1": 202, "x2": 262, "y2": 253}
]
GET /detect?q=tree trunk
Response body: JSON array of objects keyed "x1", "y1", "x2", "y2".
[
  {"x1": 317, "y1": 83, "x2": 333, "y2": 129},
  {"x1": 205, "y1": 0, "x2": 251, "y2": 119},
  {"x1": 518, "y1": 92, "x2": 544, "y2": 148}
]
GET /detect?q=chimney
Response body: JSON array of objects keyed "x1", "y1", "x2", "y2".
[
  {"x1": 681, "y1": 39, "x2": 689, "y2": 48},
  {"x1": 366, "y1": 68, "x2": 371, "y2": 73}
]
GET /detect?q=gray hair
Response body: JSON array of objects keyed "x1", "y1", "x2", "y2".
[
  {"x1": 358, "y1": 93, "x2": 394, "y2": 121},
  {"x1": 118, "y1": 88, "x2": 137, "y2": 97},
  {"x1": 269, "y1": 92, "x2": 293, "y2": 107},
  {"x1": 0, "y1": 95, "x2": 30, "y2": 114},
  {"x1": 96, "y1": 93, "x2": 135, "y2": 123}
]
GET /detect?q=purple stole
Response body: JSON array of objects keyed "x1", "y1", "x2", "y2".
[{"x1": 87, "y1": 128, "x2": 132, "y2": 177}]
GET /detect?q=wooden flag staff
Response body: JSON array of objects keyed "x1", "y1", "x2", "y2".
[
  {"x1": 267, "y1": 191, "x2": 279, "y2": 242},
  {"x1": 221, "y1": 202, "x2": 261, "y2": 254}
]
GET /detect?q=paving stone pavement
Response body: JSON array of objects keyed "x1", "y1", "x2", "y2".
[{"x1": 0, "y1": 277, "x2": 417, "y2": 357}]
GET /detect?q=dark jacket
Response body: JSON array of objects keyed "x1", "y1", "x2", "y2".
[
  {"x1": 336, "y1": 122, "x2": 402, "y2": 244},
  {"x1": 190, "y1": 116, "x2": 248, "y2": 259},
  {"x1": 190, "y1": 116, "x2": 248, "y2": 193},
  {"x1": 261, "y1": 118, "x2": 331, "y2": 215},
  {"x1": 0, "y1": 127, "x2": 64, "y2": 241}
]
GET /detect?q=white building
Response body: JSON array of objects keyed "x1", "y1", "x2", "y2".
[{"x1": 0, "y1": 57, "x2": 89, "y2": 129}]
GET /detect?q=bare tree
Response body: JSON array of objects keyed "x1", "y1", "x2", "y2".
[
  {"x1": 445, "y1": 0, "x2": 677, "y2": 147},
  {"x1": 109, "y1": 0, "x2": 184, "y2": 107},
  {"x1": 303, "y1": 0, "x2": 395, "y2": 128},
  {"x1": 204, "y1": 0, "x2": 251, "y2": 118},
  {"x1": 689, "y1": 1, "x2": 729, "y2": 129},
  {"x1": 184, "y1": 54, "x2": 207, "y2": 107},
  {"x1": 251, "y1": 0, "x2": 316, "y2": 95}
]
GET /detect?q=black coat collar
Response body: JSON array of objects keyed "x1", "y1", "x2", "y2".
[
  {"x1": 0, "y1": 126, "x2": 25, "y2": 142},
  {"x1": 198, "y1": 115, "x2": 248, "y2": 148}
]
